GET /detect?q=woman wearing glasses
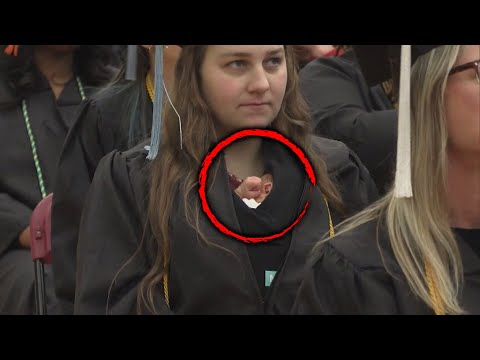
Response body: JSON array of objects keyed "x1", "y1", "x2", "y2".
[{"x1": 293, "y1": 45, "x2": 480, "y2": 315}]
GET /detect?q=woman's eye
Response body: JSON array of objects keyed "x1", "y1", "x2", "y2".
[
  {"x1": 228, "y1": 60, "x2": 247, "y2": 69},
  {"x1": 264, "y1": 57, "x2": 283, "y2": 68}
]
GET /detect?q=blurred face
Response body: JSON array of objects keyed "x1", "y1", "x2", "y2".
[
  {"x1": 200, "y1": 45, "x2": 288, "y2": 137},
  {"x1": 445, "y1": 45, "x2": 480, "y2": 154}
]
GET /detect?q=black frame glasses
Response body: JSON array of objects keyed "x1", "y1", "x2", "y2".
[{"x1": 449, "y1": 59, "x2": 480, "y2": 83}]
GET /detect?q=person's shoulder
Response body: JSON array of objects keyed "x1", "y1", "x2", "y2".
[
  {"x1": 123, "y1": 139, "x2": 150, "y2": 162},
  {"x1": 325, "y1": 219, "x2": 399, "y2": 273},
  {"x1": 97, "y1": 140, "x2": 150, "y2": 184},
  {"x1": 311, "y1": 135, "x2": 356, "y2": 174},
  {"x1": 119, "y1": 139, "x2": 151, "y2": 173},
  {"x1": 88, "y1": 87, "x2": 130, "y2": 115},
  {"x1": 80, "y1": 82, "x2": 133, "y2": 123},
  {"x1": 313, "y1": 135, "x2": 379, "y2": 212},
  {"x1": 92, "y1": 140, "x2": 151, "y2": 215}
]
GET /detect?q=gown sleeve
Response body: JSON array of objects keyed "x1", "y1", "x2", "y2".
[
  {"x1": 73, "y1": 149, "x2": 171, "y2": 315},
  {"x1": 300, "y1": 56, "x2": 397, "y2": 193},
  {"x1": 292, "y1": 242, "x2": 398, "y2": 315},
  {"x1": 335, "y1": 147, "x2": 380, "y2": 215},
  {"x1": 0, "y1": 192, "x2": 32, "y2": 256},
  {"x1": 314, "y1": 136, "x2": 379, "y2": 215},
  {"x1": 51, "y1": 101, "x2": 107, "y2": 313}
]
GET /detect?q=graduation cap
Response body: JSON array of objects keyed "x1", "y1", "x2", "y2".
[
  {"x1": 124, "y1": 45, "x2": 179, "y2": 159},
  {"x1": 353, "y1": 45, "x2": 442, "y2": 198}
]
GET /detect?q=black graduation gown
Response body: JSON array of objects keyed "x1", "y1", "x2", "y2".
[
  {"x1": 74, "y1": 136, "x2": 378, "y2": 315},
  {"x1": 292, "y1": 220, "x2": 480, "y2": 315},
  {"x1": 300, "y1": 49, "x2": 397, "y2": 194},
  {"x1": 0, "y1": 72, "x2": 91, "y2": 314},
  {"x1": 51, "y1": 90, "x2": 152, "y2": 314}
]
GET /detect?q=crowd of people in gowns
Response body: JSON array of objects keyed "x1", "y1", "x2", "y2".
[{"x1": 0, "y1": 44, "x2": 478, "y2": 315}]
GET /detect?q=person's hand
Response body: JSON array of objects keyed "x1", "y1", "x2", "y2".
[
  {"x1": 235, "y1": 176, "x2": 263, "y2": 201},
  {"x1": 18, "y1": 226, "x2": 31, "y2": 248},
  {"x1": 234, "y1": 174, "x2": 273, "y2": 205}
]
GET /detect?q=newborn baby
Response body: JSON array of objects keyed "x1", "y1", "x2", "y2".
[{"x1": 234, "y1": 174, "x2": 273, "y2": 209}]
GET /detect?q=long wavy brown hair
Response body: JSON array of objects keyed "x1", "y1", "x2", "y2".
[{"x1": 139, "y1": 45, "x2": 343, "y2": 313}]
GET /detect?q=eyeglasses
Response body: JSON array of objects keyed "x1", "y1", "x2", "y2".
[{"x1": 449, "y1": 59, "x2": 480, "y2": 83}]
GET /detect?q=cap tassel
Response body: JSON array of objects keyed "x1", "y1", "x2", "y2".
[
  {"x1": 147, "y1": 45, "x2": 164, "y2": 160},
  {"x1": 125, "y1": 45, "x2": 138, "y2": 81},
  {"x1": 4, "y1": 45, "x2": 19, "y2": 56},
  {"x1": 394, "y1": 45, "x2": 413, "y2": 198}
]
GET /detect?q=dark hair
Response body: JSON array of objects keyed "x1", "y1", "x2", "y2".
[
  {"x1": 0, "y1": 45, "x2": 118, "y2": 110},
  {"x1": 91, "y1": 46, "x2": 151, "y2": 148}
]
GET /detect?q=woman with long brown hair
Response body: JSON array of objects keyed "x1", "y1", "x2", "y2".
[{"x1": 74, "y1": 45, "x2": 377, "y2": 315}]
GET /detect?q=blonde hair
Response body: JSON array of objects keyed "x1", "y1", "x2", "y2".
[{"x1": 322, "y1": 45, "x2": 464, "y2": 314}]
